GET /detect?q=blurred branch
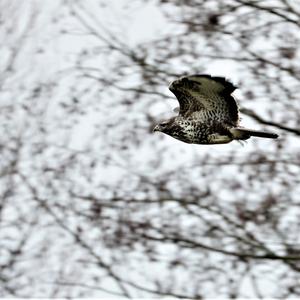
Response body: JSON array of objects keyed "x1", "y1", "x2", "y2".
[
  {"x1": 48, "y1": 281, "x2": 126, "y2": 297},
  {"x1": 281, "y1": 0, "x2": 300, "y2": 16},
  {"x1": 0, "y1": 4, "x2": 38, "y2": 87},
  {"x1": 141, "y1": 232, "x2": 300, "y2": 261},
  {"x1": 18, "y1": 173, "x2": 132, "y2": 299},
  {"x1": 241, "y1": 108, "x2": 300, "y2": 135},
  {"x1": 234, "y1": 0, "x2": 300, "y2": 26},
  {"x1": 246, "y1": 49, "x2": 300, "y2": 80}
]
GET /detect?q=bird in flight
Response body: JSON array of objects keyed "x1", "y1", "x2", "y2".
[{"x1": 153, "y1": 74, "x2": 278, "y2": 144}]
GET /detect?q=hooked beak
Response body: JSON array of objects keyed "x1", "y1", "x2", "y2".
[{"x1": 153, "y1": 124, "x2": 161, "y2": 132}]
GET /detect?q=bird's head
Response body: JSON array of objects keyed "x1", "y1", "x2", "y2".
[
  {"x1": 153, "y1": 118, "x2": 176, "y2": 135},
  {"x1": 169, "y1": 76, "x2": 200, "y2": 94},
  {"x1": 153, "y1": 117, "x2": 190, "y2": 143},
  {"x1": 153, "y1": 117, "x2": 179, "y2": 136}
]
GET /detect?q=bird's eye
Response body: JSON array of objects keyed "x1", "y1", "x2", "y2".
[
  {"x1": 188, "y1": 80, "x2": 200, "y2": 88},
  {"x1": 160, "y1": 122, "x2": 168, "y2": 128},
  {"x1": 181, "y1": 78, "x2": 198, "y2": 89}
]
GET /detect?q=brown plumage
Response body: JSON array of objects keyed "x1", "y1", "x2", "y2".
[{"x1": 153, "y1": 74, "x2": 278, "y2": 144}]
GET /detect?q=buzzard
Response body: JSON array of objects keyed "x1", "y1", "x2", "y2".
[{"x1": 153, "y1": 74, "x2": 278, "y2": 144}]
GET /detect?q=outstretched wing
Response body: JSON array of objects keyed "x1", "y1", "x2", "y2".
[{"x1": 169, "y1": 74, "x2": 239, "y2": 125}]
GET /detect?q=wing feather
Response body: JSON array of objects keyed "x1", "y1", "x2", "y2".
[{"x1": 169, "y1": 74, "x2": 239, "y2": 125}]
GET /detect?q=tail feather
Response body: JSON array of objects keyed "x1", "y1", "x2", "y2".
[{"x1": 231, "y1": 128, "x2": 279, "y2": 140}]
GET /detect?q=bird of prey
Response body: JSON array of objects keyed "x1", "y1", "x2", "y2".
[{"x1": 153, "y1": 74, "x2": 278, "y2": 144}]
